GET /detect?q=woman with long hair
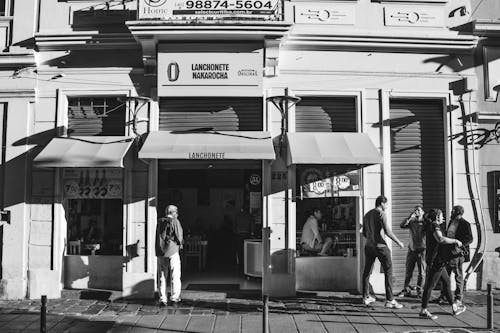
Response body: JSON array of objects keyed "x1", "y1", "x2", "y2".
[{"x1": 419, "y1": 208, "x2": 466, "y2": 319}]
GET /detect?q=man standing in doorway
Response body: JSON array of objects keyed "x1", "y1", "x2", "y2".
[
  {"x1": 361, "y1": 195, "x2": 405, "y2": 308},
  {"x1": 156, "y1": 205, "x2": 184, "y2": 306},
  {"x1": 398, "y1": 205, "x2": 426, "y2": 298}
]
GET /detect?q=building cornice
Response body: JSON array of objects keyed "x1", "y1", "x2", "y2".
[
  {"x1": 126, "y1": 20, "x2": 292, "y2": 40},
  {"x1": 0, "y1": 52, "x2": 36, "y2": 69},
  {"x1": 34, "y1": 31, "x2": 139, "y2": 51},
  {"x1": 0, "y1": 89, "x2": 36, "y2": 98},
  {"x1": 472, "y1": 19, "x2": 500, "y2": 37},
  {"x1": 283, "y1": 29, "x2": 478, "y2": 54}
]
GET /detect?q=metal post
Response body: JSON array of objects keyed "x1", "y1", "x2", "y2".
[
  {"x1": 263, "y1": 294, "x2": 269, "y2": 333},
  {"x1": 40, "y1": 295, "x2": 47, "y2": 333},
  {"x1": 487, "y1": 282, "x2": 494, "y2": 329}
]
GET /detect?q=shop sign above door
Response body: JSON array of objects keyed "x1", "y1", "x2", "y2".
[
  {"x1": 63, "y1": 168, "x2": 123, "y2": 199},
  {"x1": 158, "y1": 51, "x2": 263, "y2": 96},
  {"x1": 138, "y1": 0, "x2": 280, "y2": 21}
]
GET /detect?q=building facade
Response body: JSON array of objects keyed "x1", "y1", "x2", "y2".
[{"x1": 0, "y1": 0, "x2": 495, "y2": 299}]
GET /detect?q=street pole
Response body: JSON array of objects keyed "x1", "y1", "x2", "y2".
[
  {"x1": 40, "y1": 295, "x2": 47, "y2": 333},
  {"x1": 487, "y1": 282, "x2": 494, "y2": 329}
]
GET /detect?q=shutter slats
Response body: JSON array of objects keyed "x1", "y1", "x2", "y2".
[
  {"x1": 295, "y1": 97, "x2": 357, "y2": 133},
  {"x1": 390, "y1": 99, "x2": 445, "y2": 291},
  {"x1": 159, "y1": 97, "x2": 262, "y2": 131},
  {"x1": 68, "y1": 98, "x2": 125, "y2": 136}
]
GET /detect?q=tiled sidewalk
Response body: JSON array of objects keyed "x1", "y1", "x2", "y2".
[{"x1": 0, "y1": 290, "x2": 498, "y2": 332}]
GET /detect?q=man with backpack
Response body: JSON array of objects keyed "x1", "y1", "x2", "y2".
[{"x1": 156, "y1": 205, "x2": 184, "y2": 305}]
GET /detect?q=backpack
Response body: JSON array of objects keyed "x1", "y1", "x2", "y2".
[{"x1": 160, "y1": 217, "x2": 176, "y2": 244}]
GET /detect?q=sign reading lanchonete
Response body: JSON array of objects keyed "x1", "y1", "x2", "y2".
[
  {"x1": 158, "y1": 52, "x2": 262, "y2": 96},
  {"x1": 139, "y1": 0, "x2": 280, "y2": 20}
]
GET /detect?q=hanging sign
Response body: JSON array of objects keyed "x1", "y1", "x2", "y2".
[
  {"x1": 300, "y1": 168, "x2": 360, "y2": 198},
  {"x1": 138, "y1": 0, "x2": 280, "y2": 21},
  {"x1": 63, "y1": 168, "x2": 123, "y2": 199}
]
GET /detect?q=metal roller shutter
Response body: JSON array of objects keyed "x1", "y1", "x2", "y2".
[
  {"x1": 295, "y1": 97, "x2": 357, "y2": 132},
  {"x1": 390, "y1": 99, "x2": 446, "y2": 290},
  {"x1": 68, "y1": 97, "x2": 126, "y2": 136},
  {"x1": 159, "y1": 97, "x2": 263, "y2": 131}
]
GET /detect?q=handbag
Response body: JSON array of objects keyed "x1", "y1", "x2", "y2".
[{"x1": 439, "y1": 243, "x2": 465, "y2": 262}]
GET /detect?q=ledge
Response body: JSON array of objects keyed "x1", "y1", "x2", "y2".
[
  {"x1": 283, "y1": 28, "x2": 478, "y2": 53},
  {"x1": 126, "y1": 20, "x2": 292, "y2": 41},
  {"x1": 0, "y1": 52, "x2": 36, "y2": 68},
  {"x1": 35, "y1": 31, "x2": 139, "y2": 51},
  {"x1": 472, "y1": 19, "x2": 500, "y2": 37}
]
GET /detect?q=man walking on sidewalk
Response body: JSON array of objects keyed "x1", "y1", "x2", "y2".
[
  {"x1": 361, "y1": 195, "x2": 405, "y2": 308},
  {"x1": 156, "y1": 204, "x2": 184, "y2": 306},
  {"x1": 398, "y1": 205, "x2": 426, "y2": 298}
]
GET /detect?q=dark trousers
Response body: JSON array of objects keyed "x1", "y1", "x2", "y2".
[
  {"x1": 445, "y1": 256, "x2": 465, "y2": 301},
  {"x1": 421, "y1": 260, "x2": 453, "y2": 308},
  {"x1": 404, "y1": 248, "x2": 426, "y2": 290},
  {"x1": 362, "y1": 245, "x2": 394, "y2": 301}
]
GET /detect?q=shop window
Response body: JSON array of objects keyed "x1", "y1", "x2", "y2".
[
  {"x1": 68, "y1": 97, "x2": 126, "y2": 136},
  {"x1": 64, "y1": 168, "x2": 124, "y2": 256},
  {"x1": 296, "y1": 165, "x2": 359, "y2": 257},
  {"x1": 295, "y1": 97, "x2": 357, "y2": 132}
]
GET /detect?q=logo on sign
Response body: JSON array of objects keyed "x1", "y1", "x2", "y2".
[
  {"x1": 144, "y1": 0, "x2": 168, "y2": 6},
  {"x1": 249, "y1": 174, "x2": 261, "y2": 186},
  {"x1": 336, "y1": 175, "x2": 351, "y2": 190},
  {"x1": 167, "y1": 62, "x2": 180, "y2": 82}
]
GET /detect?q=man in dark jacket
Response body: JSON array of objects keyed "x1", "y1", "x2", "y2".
[
  {"x1": 156, "y1": 205, "x2": 184, "y2": 305},
  {"x1": 438, "y1": 205, "x2": 473, "y2": 306}
]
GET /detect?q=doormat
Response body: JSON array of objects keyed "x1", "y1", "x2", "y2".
[{"x1": 186, "y1": 284, "x2": 240, "y2": 291}]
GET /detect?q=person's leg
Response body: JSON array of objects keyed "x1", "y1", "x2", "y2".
[
  {"x1": 362, "y1": 246, "x2": 377, "y2": 298},
  {"x1": 454, "y1": 257, "x2": 465, "y2": 302},
  {"x1": 169, "y1": 252, "x2": 182, "y2": 301},
  {"x1": 377, "y1": 247, "x2": 394, "y2": 301},
  {"x1": 319, "y1": 237, "x2": 333, "y2": 256},
  {"x1": 421, "y1": 262, "x2": 445, "y2": 309},
  {"x1": 416, "y1": 250, "x2": 426, "y2": 294},
  {"x1": 404, "y1": 249, "x2": 417, "y2": 292},
  {"x1": 157, "y1": 257, "x2": 169, "y2": 303},
  {"x1": 439, "y1": 264, "x2": 454, "y2": 305}
]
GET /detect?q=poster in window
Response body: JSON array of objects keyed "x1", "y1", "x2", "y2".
[
  {"x1": 300, "y1": 168, "x2": 360, "y2": 199},
  {"x1": 63, "y1": 168, "x2": 123, "y2": 199}
]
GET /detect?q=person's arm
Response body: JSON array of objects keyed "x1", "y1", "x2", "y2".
[
  {"x1": 433, "y1": 227, "x2": 463, "y2": 246},
  {"x1": 400, "y1": 216, "x2": 413, "y2": 229},
  {"x1": 381, "y1": 212, "x2": 404, "y2": 248},
  {"x1": 461, "y1": 219, "x2": 473, "y2": 246},
  {"x1": 176, "y1": 219, "x2": 184, "y2": 246}
]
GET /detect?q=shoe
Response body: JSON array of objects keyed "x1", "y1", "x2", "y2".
[
  {"x1": 385, "y1": 299, "x2": 403, "y2": 309},
  {"x1": 363, "y1": 295, "x2": 376, "y2": 305},
  {"x1": 430, "y1": 295, "x2": 447, "y2": 304},
  {"x1": 453, "y1": 304, "x2": 466, "y2": 316},
  {"x1": 158, "y1": 301, "x2": 167, "y2": 307},
  {"x1": 170, "y1": 297, "x2": 181, "y2": 304},
  {"x1": 397, "y1": 289, "x2": 411, "y2": 297},
  {"x1": 419, "y1": 309, "x2": 438, "y2": 320}
]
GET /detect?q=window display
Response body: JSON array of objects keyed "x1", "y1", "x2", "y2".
[{"x1": 296, "y1": 165, "x2": 359, "y2": 257}]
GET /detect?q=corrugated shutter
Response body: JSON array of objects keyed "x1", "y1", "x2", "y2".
[
  {"x1": 390, "y1": 99, "x2": 446, "y2": 290},
  {"x1": 68, "y1": 97, "x2": 125, "y2": 136},
  {"x1": 295, "y1": 97, "x2": 357, "y2": 132},
  {"x1": 159, "y1": 97, "x2": 262, "y2": 131}
]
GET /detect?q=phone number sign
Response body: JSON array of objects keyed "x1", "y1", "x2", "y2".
[
  {"x1": 139, "y1": 0, "x2": 281, "y2": 20},
  {"x1": 63, "y1": 168, "x2": 123, "y2": 199}
]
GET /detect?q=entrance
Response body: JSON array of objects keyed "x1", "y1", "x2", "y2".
[{"x1": 158, "y1": 165, "x2": 263, "y2": 293}]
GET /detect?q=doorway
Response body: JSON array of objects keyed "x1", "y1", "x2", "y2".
[{"x1": 158, "y1": 166, "x2": 263, "y2": 292}]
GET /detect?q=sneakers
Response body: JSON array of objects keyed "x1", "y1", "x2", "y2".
[
  {"x1": 452, "y1": 302, "x2": 466, "y2": 316},
  {"x1": 158, "y1": 300, "x2": 168, "y2": 307},
  {"x1": 385, "y1": 299, "x2": 403, "y2": 309},
  {"x1": 397, "y1": 289, "x2": 412, "y2": 297},
  {"x1": 430, "y1": 295, "x2": 447, "y2": 304},
  {"x1": 170, "y1": 297, "x2": 181, "y2": 304},
  {"x1": 419, "y1": 308, "x2": 438, "y2": 320},
  {"x1": 363, "y1": 295, "x2": 376, "y2": 305}
]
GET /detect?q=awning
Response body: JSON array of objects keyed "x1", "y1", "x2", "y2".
[
  {"x1": 139, "y1": 131, "x2": 275, "y2": 160},
  {"x1": 33, "y1": 136, "x2": 134, "y2": 168},
  {"x1": 286, "y1": 132, "x2": 382, "y2": 166}
]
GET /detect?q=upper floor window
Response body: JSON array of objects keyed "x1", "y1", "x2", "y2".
[{"x1": 68, "y1": 97, "x2": 126, "y2": 136}]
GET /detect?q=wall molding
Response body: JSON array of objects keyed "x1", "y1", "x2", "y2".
[
  {"x1": 35, "y1": 32, "x2": 139, "y2": 51},
  {"x1": 0, "y1": 89, "x2": 36, "y2": 98}
]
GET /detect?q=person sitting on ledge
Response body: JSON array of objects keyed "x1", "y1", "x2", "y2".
[{"x1": 300, "y1": 208, "x2": 333, "y2": 256}]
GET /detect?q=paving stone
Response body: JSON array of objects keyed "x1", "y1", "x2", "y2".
[
  {"x1": 159, "y1": 314, "x2": 190, "y2": 331},
  {"x1": 317, "y1": 314, "x2": 356, "y2": 333},
  {"x1": 293, "y1": 314, "x2": 324, "y2": 333},
  {"x1": 134, "y1": 314, "x2": 165, "y2": 329},
  {"x1": 185, "y1": 315, "x2": 216, "y2": 333},
  {"x1": 241, "y1": 314, "x2": 261, "y2": 333},
  {"x1": 213, "y1": 315, "x2": 241, "y2": 333}
]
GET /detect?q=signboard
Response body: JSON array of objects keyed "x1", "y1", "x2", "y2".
[
  {"x1": 63, "y1": 168, "x2": 123, "y2": 199},
  {"x1": 138, "y1": 0, "x2": 281, "y2": 21},
  {"x1": 158, "y1": 51, "x2": 262, "y2": 96},
  {"x1": 300, "y1": 168, "x2": 360, "y2": 199}
]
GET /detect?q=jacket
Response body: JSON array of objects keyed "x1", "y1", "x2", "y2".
[
  {"x1": 447, "y1": 217, "x2": 473, "y2": 262},
  {"x1": 155, "y1": 215, "x2": 183, "y2": 257}
]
